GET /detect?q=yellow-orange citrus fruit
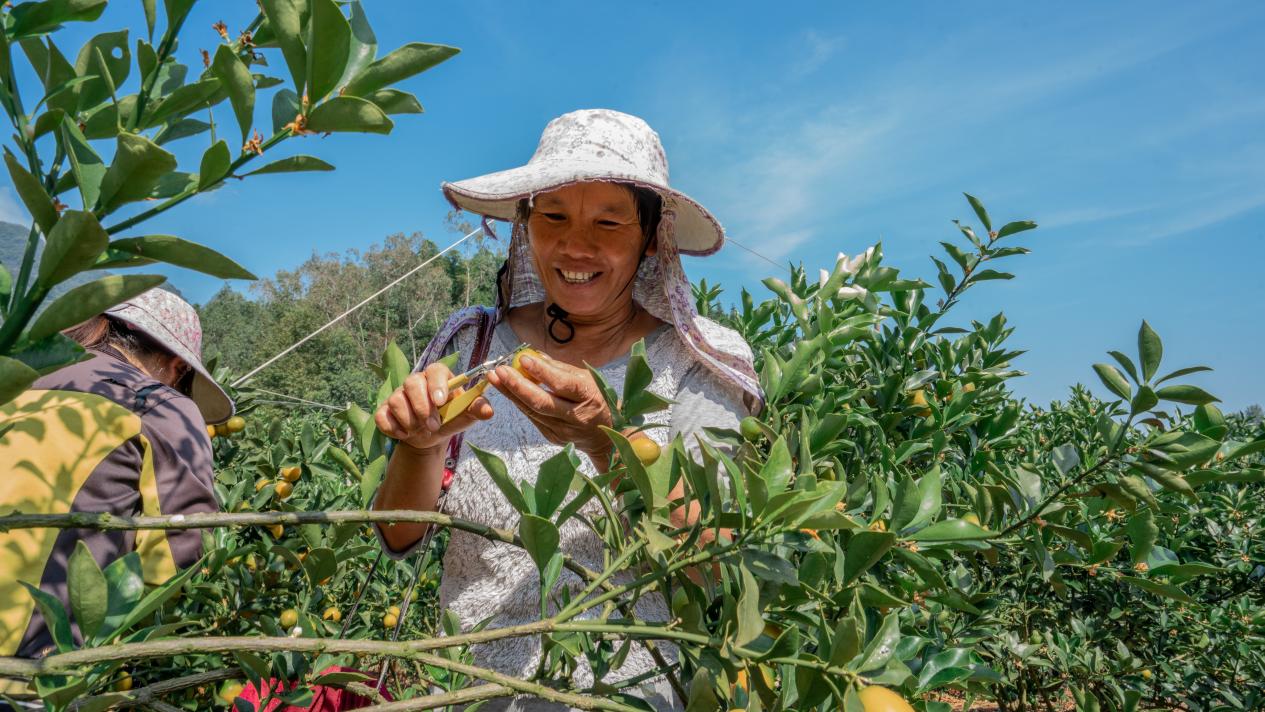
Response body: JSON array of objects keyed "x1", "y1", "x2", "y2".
[
  {"x1": 1141, "y1": 669, "x2": 1153, "y2": 680},
  {"x1": 733, "y1": 668, "x2": 749, "y2": 693},
  {"x1": 206, "y1": 424, "x2": 217, "y2": 439},
  {"x1": 963, "y1": 513, "x2": 981, "y2": 526},
  {"x1": 274, "y1": 481, "x2": 294, "y2": 499},
  {"x1": 268, "y1": 524, "x2": 284, "y2": 539},
  {"x1": 963, "y1": 382, "x2": 977, "y2": 393},
  {"x1": 255, "y1": 478, "x2": 271, "y2": 493},
  {"x1": 279, "y1": 609, "x2": 299, "y2": 628},
  {"x1": 857, "y1": 685, "x2": 915, "y2": 712},
  {"x1": 383, "y1": 613, "x2": 399, "y2": 629},
  {"x1": 245, "y1": 554, "x2": 258, "y2": 571},
  {"x1": 322, "y1": 607, "x2": 342, "y2": 622},
  {"x1": 113, "y1": 672, "x2": 133, "y2": 691},
  {"x1": 909, "y1": 390, "x2": 931, "y2": 417},
  {"x1": 225, "y1": 416, "x2": 246, "y2": 433},
  {"x1": 630, "y1": 436, "x2": 661, "y2": 465},
  {"x1": 219, "y1": 681, "x2": 244, "y2": 705},
  {"x1": 215, "y1": 423, "x2": 230, "y2": 437},
  {"x1": 512, "y1": 348, "x2": 544, "y2": 382},
  {"x1": 388, "y1": 605, "x2": 401, "y2": 616},
  {"x1": 281, "y1": 466, "x2": 302, "y2": 482}
]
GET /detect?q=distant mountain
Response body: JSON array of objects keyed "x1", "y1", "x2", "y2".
[{"x1": 0, "y1": 220, "x2": 182, "y2": 304}]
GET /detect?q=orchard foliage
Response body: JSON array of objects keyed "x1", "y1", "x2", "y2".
[
  {"x1": 3, "y1": 193, "x2": 1262, "y2": 711},
  {"x1": 0, "y1": 0, "x2": 458, "y2": 406}
]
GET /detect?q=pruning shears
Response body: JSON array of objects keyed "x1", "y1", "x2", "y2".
[{"x1": 436, "y1": 344, "x2": 531, "y2": 424}]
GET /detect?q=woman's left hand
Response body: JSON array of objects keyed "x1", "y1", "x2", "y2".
[{"x1": 485, "y1": 354, "x2": 614, "y2": 466}]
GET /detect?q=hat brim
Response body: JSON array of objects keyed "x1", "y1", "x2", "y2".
[
  {"x1": 106, "y1": 310, "x2": 235, "y2": 424},
  {"x1": 442, "y1": 160, "x2": 725, "y2": 256}
]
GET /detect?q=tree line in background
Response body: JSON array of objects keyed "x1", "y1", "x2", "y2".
[{"x1": 198, "y1": 218, "x2": 502, "y2": 408}]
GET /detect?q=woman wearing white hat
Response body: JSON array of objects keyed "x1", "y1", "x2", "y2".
[
  {"x1": 373, "y1": 110, "x2": 760, "y2": 709},
  {"x1": 0, "y1": 288, "x2": 232, "y2": 670}
]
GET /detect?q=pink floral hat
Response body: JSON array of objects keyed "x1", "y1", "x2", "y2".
[
  {"x1": 442, "y1": 109, "x2": 761, "y2": 402},
  {"x1": 105, "y1": 288, "x2": 235, "y2": 423}
]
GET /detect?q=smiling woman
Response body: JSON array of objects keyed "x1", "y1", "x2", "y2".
[{"x1": 370, "y1": 109, "x2": 761, "y2": 710}]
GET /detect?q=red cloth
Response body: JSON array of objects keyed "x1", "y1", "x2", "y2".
[{"x1": 238, "y1": 666, "x2": 391, "y2": 711}]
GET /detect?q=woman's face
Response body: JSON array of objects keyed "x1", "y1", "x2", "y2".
[{"x1": 527, "y1": 182, "x2": 655, "y2": 319}]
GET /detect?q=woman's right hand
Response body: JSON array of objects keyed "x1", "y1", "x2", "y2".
[{"x1": 374, "y1": 363, "x2": 495, "y2": 452}]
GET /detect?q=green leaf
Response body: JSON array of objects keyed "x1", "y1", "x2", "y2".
[
  {"x1": 342, "y1": 42, "x2": 460, "y2": 97},
  {"x1": 1093, "y1": 363, "x2": 1131, "y2": 400},
  {"x1": 905, "y1": 465, "x2": 942, "y2": 532},
  {"x1": 1119, "y1": 576, "x2": 1194, "y2": 604},
  {"x1": 1226, "y1": 437, "x2": 1265, "y2": 461},
  {"x1": 27, "y1": 274, "x2": 165, "y2": 342},
  {"x1": 154, "y1": 117, "x2": 211, "y2": 145},
  {"x1": 533, "y1": 446, "x2": 579, "y2": 519},
  {"x1": 518, "y1": 513, "x2": 559, "y2": 575},
  {"x1": 963, "y1": 193, "x2": 992, "y2": 233},
  {"x1": 305, "y1": 96, "x2": 393, "y2": 134},
  {"x1": 852, "y1": 611, "x2": 900, "y2": 672},
  {"x1": 197, "y1": 140, "x2": 231, "y2": 190},
  {"x1": 1108, "y1": 350, "x2": 1140, "y2": 384},
  {"x1": 272, "y1": 88, "x2": 302, "y2": 133},
  {"x1": 59, "y1": 119, "x2": 106, "y2": 210},
  {"x1": 67, "y1": 541, "x2": 108, "y2": 640},
  {"x1": 0, "y1": 356, "x2": 41, "y2": 404},
  {"x1": 95, "y1": 133, "x2": 178, "y2": 213},
  {"x1": 734, "y1": 565, "x2": 762, "y2": 646},
  {"x1": 842, "y1": 531, "x2": 896, "y2": 586},
  {"x1": 107, "y1": 235, "x2": 255, "y2": 280},
  {"x1": 143, "y1": 77, "x2": 221, "y2": 128},
  {"x1": 995, "y1": 220, "x2": 1037, "y2": 238},
  {"x1": 759, "y1": 436, "x2": 794, "y2": 494},
  {"x1": 306, "y1": 0, "x2": 351, "y2": 102},
  {"x1": 210, "y1": 45, "x2": 255, "y2": 143},
  {"x1": 259, "y1": 0, "x2": 306, "y2": 92},
  {"x1": 1130, "y1": 385, "x2": 1158, "y2": 415},
  {"x1": 367, "y1": 88, "x2": 423, "y2": 115},
  {"x1": 1137, "y1": 320, "x2": 1162, "y2": 382},
  {"x1": 73, "y1": 30, "x2": 130, "y2": 111},
  {"x1": 240, "y1": 155, "x2": 335, "y2": 177},
  {"x1": 1125, "y1": 510, "x2": 1157, "y2": 565},
  {"x1": 8, "y1": 0, "x2": 107, "y2": 38},
  {"x1": 1155, "y1": 384, "x2": 1218, "y2": 406},
  {"x1": 4, "y1": 148, "x2": 58, "y2": 235},
  {"x1": 19, "y1": 581, "x2": 75, "y2": 651},
  {"x1": 141, "y1": 0, "x2": 157, "y2": 40},
  {"x1": 101, "y1": 558, "x2": 198, "y2": 643},
  {"x1": 909, "y1": 518, "x2": 994, "y2": 542},
  {"x1": 37, "y1": 209, "x2": 109, "y2": 286},
  {"x1": 359, "y1": 454, "x2": 386, "y2": 508},
  {"x1": 339, "y1": 1, "x2": 377, "y2": 86},
  {"x1": 471, "y1": 445, "x2": 529, "y2": 513},
  {"x1": 1154, "y1": 365, "x2": 1212, "y2": 386}
]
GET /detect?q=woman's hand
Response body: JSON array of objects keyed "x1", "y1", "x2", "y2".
[
  {"x1": 374, "y1": 362, "x2": 494, "y2": 452},
  {"x1": 486, "y1": 354, "x2": 614, "y2": 466}
]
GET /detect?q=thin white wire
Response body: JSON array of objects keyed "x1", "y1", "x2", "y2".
[
  {"x1": 231, "y1": 226, "x2": 484, "y2": 388},
  {"x1": 248, "y1": 387, "x2": 343, "y2": 411},
  {"x1": 725, "y1": 235, "x2": 790, "y2": 273}
]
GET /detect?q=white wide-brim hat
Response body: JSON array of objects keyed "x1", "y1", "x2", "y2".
[
  {"x1": 442, "y1": 109, "x2": 724, "y2": 256},
  {"x1": 105, "y1": 288, "x2": 235, "y2": 423},
  {"x1": 437, "y1": 109, "x2": 762, "y2": 403}
]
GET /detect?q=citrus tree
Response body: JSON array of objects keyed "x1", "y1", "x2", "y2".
[
  {"x1": 0, "y1": 0, "x2": 458, "y2": 405},
  {"x1": 2, "y1": 193, "x2": 1262, "y2": 711}
]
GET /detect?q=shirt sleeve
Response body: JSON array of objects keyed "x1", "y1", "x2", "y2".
[{"x1": 138, "y1": 394, "x2": 218, "y2": 578}]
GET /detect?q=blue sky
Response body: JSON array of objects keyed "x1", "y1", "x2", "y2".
[{"x1": 3, "y1": 1, "x2": 1262, "y2": 411}]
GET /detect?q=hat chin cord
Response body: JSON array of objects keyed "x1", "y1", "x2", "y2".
[{"x1": 544, "y1": 230, "x2": 655, "y2": 346}]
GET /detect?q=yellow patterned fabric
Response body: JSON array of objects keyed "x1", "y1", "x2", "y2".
[{"x1": 0, "y1": 389, "x2": 142, "y2": 656}]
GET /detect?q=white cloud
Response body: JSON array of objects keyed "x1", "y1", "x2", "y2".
[{"x1": 791, "y1": 31, "x2": 844, "y2": 78}]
